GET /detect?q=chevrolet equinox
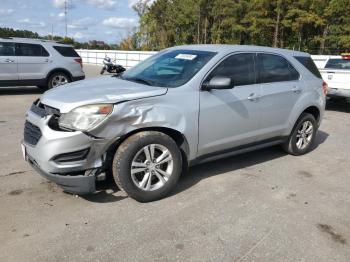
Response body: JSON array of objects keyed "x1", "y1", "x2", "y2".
[{"x1": 22, "y1": 45, "x2": 326, "y2": 202}]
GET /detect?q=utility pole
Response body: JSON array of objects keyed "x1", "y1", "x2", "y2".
[{"x1": 64, "y1": 0, "x2": 68, "y2": 38}]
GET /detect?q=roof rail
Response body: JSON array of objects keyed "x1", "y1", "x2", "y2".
[{"x1": 0, "y1": 37, "x2": 58, "y2": 43}]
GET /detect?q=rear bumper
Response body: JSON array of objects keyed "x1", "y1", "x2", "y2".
[
  {"x1": 327, "y1": 88, "x2": 350, "y2": 98},
  {"x1": 72, "y1": 75, "x2": 85, "y2": 82},
  {"x1": 27, "y1": 155, "x2": 96, "y2": 194}
]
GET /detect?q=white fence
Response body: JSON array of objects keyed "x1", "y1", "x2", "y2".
[
  {"x1": 76, "y1": 49, "x2": 158, "y2": 68},
  {"x1": 76, "y1": 50, "x2": 334, "y2": 70}
]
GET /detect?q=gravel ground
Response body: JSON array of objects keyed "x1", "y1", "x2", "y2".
[{"x1": 0, "y1": 64, "x2": 349, "y2": 262}]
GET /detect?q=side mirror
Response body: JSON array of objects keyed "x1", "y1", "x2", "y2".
[{"x1": 202, "y1": 76, "x2": 233, "y2": 91}]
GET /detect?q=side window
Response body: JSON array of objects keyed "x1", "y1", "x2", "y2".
[
  {"x1": 257, "y1": 53, "x2": 299, "y2": 83},
  {"x1": 53, "y1": 46, "x2": 79, "y2": 57},
  {"x1": 294, "y1": 56, "x2": 322, "y2": 78},
  {"x1": 207, "y1": 53, "x2": 256, "y2": 86},
  {"x1": 16, "y1": 43, "x2": 49, "y2": 57},
  {"x1": 0, "y1": 42, "x2": 15, "y2": 56}
]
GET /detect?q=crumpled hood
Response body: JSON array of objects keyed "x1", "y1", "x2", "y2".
[{"x1": 40, "y1": 76, "x2": 168, "y2": 113}]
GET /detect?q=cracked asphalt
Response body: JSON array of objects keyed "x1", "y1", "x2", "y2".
[{"x1": 0, "y1": 65, "x2": 349, "y2": 262}]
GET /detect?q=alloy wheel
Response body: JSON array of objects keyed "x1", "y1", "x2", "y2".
[
  {"x1": 130, "y1": 144, "x2": 173, "y2": 191},
  {"x1": 296, "y1": 120, "x2": 314, "y2": 150},
  {"x1": 52, "y1": 75, "x2": 68, "y2": 88}
]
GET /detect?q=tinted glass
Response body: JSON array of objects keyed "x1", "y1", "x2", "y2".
[
  {"x1": 207, "y1": 53, "x2": 256, "y2": 86},
  {"x1": 53, "y1": 46, "x2": 80, "y2": 57},
  {"x1": 325, "y1": 59, "x2": 350, "y2": 70},
  {"x1": 294, "y1": 56, "x2": 322, "y2": 78},
  {"x1": 17, "y1": 43, "x2": 49, "y2": 57},
  {"x1": 0, "y1": 42, "x2": 15, "y2": 56},
  {"x1": 258, "y1": 54, "x2": 300, "y2": 83},
  {"x1": 121, "y1": 50, "x2": 216, "y2": 88}
]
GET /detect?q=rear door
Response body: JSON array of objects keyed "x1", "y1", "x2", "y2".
[
  {"x1": 0, "y1": 42, "x2": 18, "y2": 82},
  {"x1": 257, "y1": 53, "x2": 302, "y2": 140},
  {"x1": 16, "y1": 43, "x2": 50, "y2": 80}
]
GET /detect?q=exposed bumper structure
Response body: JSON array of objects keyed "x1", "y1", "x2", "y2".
[{"x1": 27, "y1": 156, "x2": 96, "y2": 194}]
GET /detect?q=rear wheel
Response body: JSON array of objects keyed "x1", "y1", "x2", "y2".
[
  {"x1": 47, "y1": 72, "x2": 70, "y2": 89},
  {"x1": 112, "y1": 131, "x2": 182, "y2": 202},
  {"x1": 282, "y1": 113, "x2": 317, "y2": 155}
]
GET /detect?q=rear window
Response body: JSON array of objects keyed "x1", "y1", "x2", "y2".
[
  {"x1": 16, "y1": 43, "x2": 49, "y2": 57},
  {"x1": 53, "y1": 46, "x2": 80, "y2": 57},
  {"x1": 325, "y1": 59, "x2": 350, "y2": 70},
  {"x1": 294, "y1": 56, "x2": 322, "y2": 78},
  {"x1": 257, "y1": 53, "x2": 300, "y2": 84}
]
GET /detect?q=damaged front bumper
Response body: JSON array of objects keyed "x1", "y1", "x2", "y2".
[
  {"x1": 22, "y1": 101, "x2": 117, "y2": 194},
  {"x1": 27, "y1": 156, "x2": 96, "y2": 194}
]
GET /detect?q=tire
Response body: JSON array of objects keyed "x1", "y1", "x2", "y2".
[
  {"x1": 100, "y1": 68, "x2": 105, "y2": 75},
  {"x1": 282, "y1": 113, "x2": 317, "y2": 156},
  {"x1": 112, "y1": 131, "x2": 182, "y2": 202},
  {"x1": 47, "y1": 72, "x2": 70, "y2": 89}
]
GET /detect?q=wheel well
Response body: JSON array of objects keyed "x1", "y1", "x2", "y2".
[
  {"x1": 46, "y1": 69, "x2": 72, "y2": 83},
  {"x1": 105, "y1": 127, "x2": 190, "y2": 174},
  {"x1": 302, "y1": 106, "x2": 320, "y2": 123}
]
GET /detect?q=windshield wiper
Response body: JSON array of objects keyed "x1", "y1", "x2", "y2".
[{"x1": 125, "y1": 77, "x2": 153, "y2": 86}]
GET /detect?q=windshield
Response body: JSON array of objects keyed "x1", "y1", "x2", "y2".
[
  {"x1": 325, "y1": 59, "x2": 350, "y2": 70},
  {"x1": 121, "y1": 50, "x2": 217, "y2": 87}
]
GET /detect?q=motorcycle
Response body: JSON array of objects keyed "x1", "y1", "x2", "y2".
[{"x1": 100, "y1": 56, "x2": 126, "y2": 75}]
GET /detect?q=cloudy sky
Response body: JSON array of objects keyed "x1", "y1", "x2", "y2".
[{"x1": 0, "y1": 0, "x2": 143, "y2": 43}]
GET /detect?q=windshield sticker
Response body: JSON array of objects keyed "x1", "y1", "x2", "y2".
[{"x1": 175, "y1": 54, "x2": 197, "y2": 60}]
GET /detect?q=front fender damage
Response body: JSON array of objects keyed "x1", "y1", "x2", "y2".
[{"x1": 89, "y1": 100, "x2": 187, "y2": 142}]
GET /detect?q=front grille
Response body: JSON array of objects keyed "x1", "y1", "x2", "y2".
[{"x1": 24, "y1": 121, "x2": 42, "y2": 146}]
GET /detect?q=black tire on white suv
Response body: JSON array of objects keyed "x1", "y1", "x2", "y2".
[{"x1": 47, "y1": 71, "x2": 71, "y2": 89}]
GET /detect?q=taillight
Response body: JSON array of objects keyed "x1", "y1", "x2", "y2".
[
  {"x1": 322, "y1": 81, "x2": 328, "y2": 96},
  {"x1": 74, "y1": 58, "x2": 83, "y2": 68},
  {"x1": 341, "y1": 53, "x2": 350, "y2": 60}
]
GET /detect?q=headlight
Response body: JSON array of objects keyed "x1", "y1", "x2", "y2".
[{"x1": 59, "y1": 104, "x2": 113, "y2": 131}]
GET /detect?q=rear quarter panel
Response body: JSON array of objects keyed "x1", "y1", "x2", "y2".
[
  {"x1": 44, "y1": 44, "x2": 85, "y2": 78},
  {"x1": 284, "y1": 76, "x2": 325, "y2": 136}
]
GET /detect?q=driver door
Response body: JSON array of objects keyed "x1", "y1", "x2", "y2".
[{"x1": 198, "y1": 53, "x2": 262, "y2": 157}]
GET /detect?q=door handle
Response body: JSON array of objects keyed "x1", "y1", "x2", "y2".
[
  {"x1": 292, "y1": 86, "x2": 301, "y2": 94},
  {"x1": 5, "y1": 59, "x2": 15, "y2": 63},
  {"x1": 248, "y1": 93, "x2": 259, "y2": 102},
  {"x1": 44, "y1": 59, "x2": 50, "y2": 62}
]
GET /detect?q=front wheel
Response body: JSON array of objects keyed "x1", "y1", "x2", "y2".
[
  {"x1": 282, "y1": 113, "x2": 317, "y2": 156},
  {"x1": 112, "y1": 131, "x2": 182, "y2": 202}
]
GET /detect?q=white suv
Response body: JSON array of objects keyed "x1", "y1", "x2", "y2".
[{"x1": 0, "y1": 37, "x2": 85, "y2": 89}]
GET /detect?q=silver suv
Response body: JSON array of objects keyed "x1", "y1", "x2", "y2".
[
  {"x1": 0, "y1": 37, "x2": 85, "y2": 89},
  {"x1": 22, "y1": 45, "x2": 326, "y2": 202}
]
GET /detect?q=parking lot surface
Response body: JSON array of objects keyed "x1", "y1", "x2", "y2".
[{"x1": 0, "y1": 64, "x2": 349, "y2": 262}]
